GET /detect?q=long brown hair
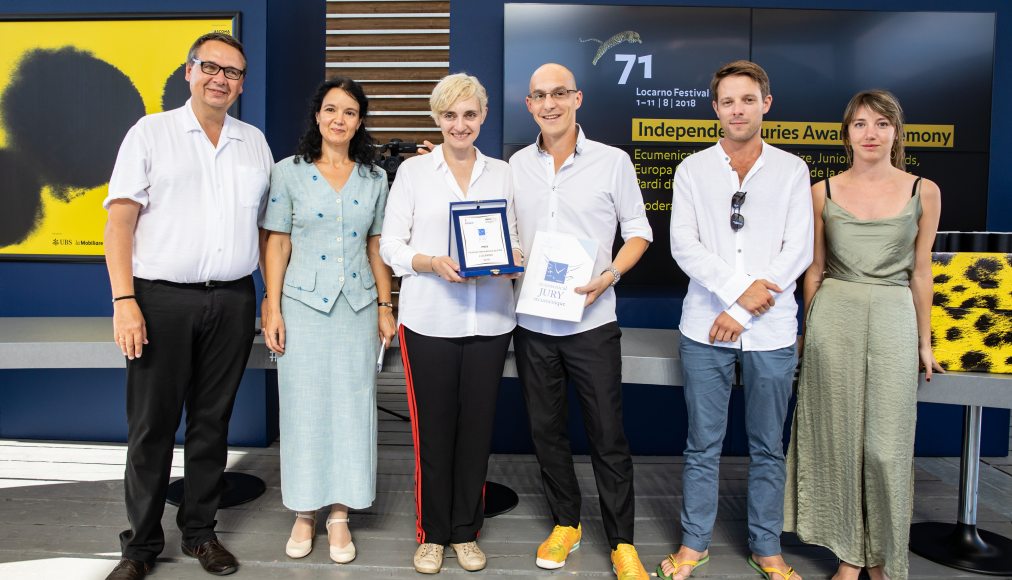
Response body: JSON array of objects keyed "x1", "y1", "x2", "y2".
[{"x1": 841, "y1": 89, "x2": 905, "y2": 170}]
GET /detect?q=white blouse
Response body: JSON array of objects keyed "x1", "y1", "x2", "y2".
[{"x1": 380, "y1": 145, "x2": 519, "y2": 338}]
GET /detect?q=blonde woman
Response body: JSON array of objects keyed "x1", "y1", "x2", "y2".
[{"x1": 380, "y1": 73, "x2": 521, "y2": 574}]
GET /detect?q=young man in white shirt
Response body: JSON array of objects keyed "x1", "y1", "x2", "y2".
[
  {"x1": 103, "y1": 33, "x2": 273, "y2": 580},
  {"x1": 662, "y1": 61, "x2": 812, "y2": 580},
  {"x1": 510, "y1": 63, "x2": 653, "y2": 580}
]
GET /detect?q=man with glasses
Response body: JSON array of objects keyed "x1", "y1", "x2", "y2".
[
  {"x1": 662, "y1": 60, "x2": 812, "y2": 580},
  {"x1": 103, "y1": 32, "x2": 272, "y2": 580},
  {"x1": 509, "y1": 63, "x2": 653, "y2": 579}
]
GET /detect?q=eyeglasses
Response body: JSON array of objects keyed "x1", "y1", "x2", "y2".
[
  {"x1": 730, "y1": 191, "x2": 747, "y2": 232},
  {"x1": 191, "y1": 58, "x2": 245, "y2": 80},
  {"x1": 528, "y1": 88, "x2": 578, "y2": 102}
]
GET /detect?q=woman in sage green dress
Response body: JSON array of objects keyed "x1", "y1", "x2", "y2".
[{"x1": 784, "y1": 90, "x2": 942, "y2": 580}]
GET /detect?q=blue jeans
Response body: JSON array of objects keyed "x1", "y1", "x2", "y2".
[{"x1": 679, "y1": 336, "x2": 797, "y2": 557}]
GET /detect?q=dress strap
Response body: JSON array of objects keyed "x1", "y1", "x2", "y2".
[
  {"x1": 824, "y1": 178, "x2": 832, "y2": 199},
  {"x1": 911, "y1": 176, "x2": 922, "y2": 197}
]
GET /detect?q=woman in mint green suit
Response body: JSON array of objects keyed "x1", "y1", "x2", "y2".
[{"x1": 262, "y1": 78, "x2": 396, "y2": 565}]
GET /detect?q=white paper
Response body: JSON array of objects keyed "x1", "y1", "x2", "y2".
[
  {"x1": 459, "y1": 213, "x2": 509, "y2": 267},
  {"x1": 516, "y1": 231, "x2": 598, "y2": 322}
]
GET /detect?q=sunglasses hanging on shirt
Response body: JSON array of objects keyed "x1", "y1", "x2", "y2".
[{"x1": 730, "y1": 191, "x2": 747, "y2": 232}]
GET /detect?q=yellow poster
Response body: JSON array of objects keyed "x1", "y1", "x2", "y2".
[{"x1": 0, "y1": 17, "x2": 235, "y2": 259}]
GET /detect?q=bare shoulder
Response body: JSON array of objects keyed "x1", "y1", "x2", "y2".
[
  {"x1": 810, "y1": 178, "x2": 826, "y2": 205},
  {"x1": 916, "y1": 176, "x2": 941, "y2": 201}
]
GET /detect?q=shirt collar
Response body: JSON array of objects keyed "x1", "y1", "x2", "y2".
[
  {"x1": 535, "y1": 124, "x2": 586, "y2": 157},
  {"x1": 716, "y1": 138, "x2": 768, "y2": 181},
  {"x1": 430, "y1": 143, "x2": 488, "y2": 173},
  {"x1": 180, "y1": 98, "x2": 244, "y2": 141}
]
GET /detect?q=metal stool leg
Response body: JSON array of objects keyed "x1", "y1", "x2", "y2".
[{"x1": 909, "y1": 405, "x2": 1012, "y2": 575}]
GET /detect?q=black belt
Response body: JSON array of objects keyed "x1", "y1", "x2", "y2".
[{"x1": 139, "y1": 275, "x2": 251, "y2": 289}]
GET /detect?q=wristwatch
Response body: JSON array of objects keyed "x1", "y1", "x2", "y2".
[{"x1": 602, "y1": 265, "x2": 621, "y2": 286}]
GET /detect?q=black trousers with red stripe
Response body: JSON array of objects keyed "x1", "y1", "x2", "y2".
[
  {"x1": 513, "y1": 322, "x2": 635, "y2": 549},
  {"x1": 399, "y1": 325, "x2": 511, "y2": 545}
]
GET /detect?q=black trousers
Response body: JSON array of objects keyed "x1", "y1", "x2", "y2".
[
  {"x1": 120, "y1": 276, "x2": 255, "y2": 562},
  {"x1": 513, "y1": 322, "x2": 635, "y2": 549},
  {"x1": 399, "y1": 325, "x2": 511, "y2": 545}
]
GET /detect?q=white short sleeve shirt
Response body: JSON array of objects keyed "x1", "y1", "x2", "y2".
[{"x1": 104, "y1": 100, "x2": 274, "y2": 283}]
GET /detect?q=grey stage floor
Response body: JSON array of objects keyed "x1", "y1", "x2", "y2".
[
  {"x1": 1, "y1": 442, "x2": 1011, "y2": 580},
  {"x1": 1, "y1": 371, "x2": 1010, "y2": 579}
]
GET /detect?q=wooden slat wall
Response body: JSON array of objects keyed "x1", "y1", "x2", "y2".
[{"x1": 327, "y1": 0, "x2": 449, "y2": 146}]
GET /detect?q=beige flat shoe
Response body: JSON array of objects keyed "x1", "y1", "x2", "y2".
[
  {"x1": 326, "y1": 516, "x2": 356, "y2": 564},
  {"x1": 285, "y1": 511, "x2": 316, "y2": 559},
  {"x1": 414, "y1": 543, "x2": 444, "y2": 574},
  {"x1": 451, "y1": 541, "x2": 486, "y2": 571}
]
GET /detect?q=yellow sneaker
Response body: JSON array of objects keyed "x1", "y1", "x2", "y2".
[
  {"x1": 535, "y1": 523, "x2": 581, "y2": 569},
  {"x1": 611, "y1": 543, "x2": 649, "y2": 579}
]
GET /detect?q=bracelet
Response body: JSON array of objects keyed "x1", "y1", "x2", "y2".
[
  {"x1": 378, "y1": 301, "x2": 394, "y2": 309},
  {"x1": 112, "y1": 295, "x2": 136, "y2": 303},
  {"x1": 602, "y1": 265, "x2": 621, "y2": 286},
  {"x1": 430, "y1": 255, "x2": 437, "y2": 273}
]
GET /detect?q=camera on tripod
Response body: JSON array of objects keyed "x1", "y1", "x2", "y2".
[{"x1": 374, "y1": 139, "x2": 428, "y2": 182}]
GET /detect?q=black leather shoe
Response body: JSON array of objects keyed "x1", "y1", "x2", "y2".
[
  {"x1": 105, "y1": 559, "x2": 152, "y2": 580},
  {"x1": 181, "y1": 538, "x2": 239, "y2": 576}
]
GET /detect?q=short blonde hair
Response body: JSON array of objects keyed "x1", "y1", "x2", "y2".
[{"x1": 429, "y1": 73, "x2": 488, "y2": 121}]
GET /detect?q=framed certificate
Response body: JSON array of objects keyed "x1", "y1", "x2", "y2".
[{"x1": 449, "y1": 199, "x2": 524, "y2": 277}]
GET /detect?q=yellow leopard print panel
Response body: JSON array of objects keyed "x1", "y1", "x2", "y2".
[{"x1": 931, "y1": 252, "x2": 1012, "y2": 373}]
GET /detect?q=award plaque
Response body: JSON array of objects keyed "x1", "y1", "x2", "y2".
[
  {"x1": 449, "y1": 199, "x2": 524, "y2": 277},
  {"x1": 515, "y1": 230, "x2": 598, "y2": 322}
]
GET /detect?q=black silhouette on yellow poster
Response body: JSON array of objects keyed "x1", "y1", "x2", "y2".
[{"x1": 0, "y1": 17, "x2": 235, "y2": 259}]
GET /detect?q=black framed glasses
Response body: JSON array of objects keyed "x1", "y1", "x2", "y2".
[
  {"x1": 528, "y1": 88, "x2": 578, "y2": 102},
  {"x1": 192, "y1": 58, "x2": 245, "y2": 80},
  {"x1": 730, "y1": 191, "x2": 747, "y2": 232}
]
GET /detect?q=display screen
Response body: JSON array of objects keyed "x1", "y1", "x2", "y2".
[{"x1": 504, "y1": 5, "x2": 995, "y2": 286}]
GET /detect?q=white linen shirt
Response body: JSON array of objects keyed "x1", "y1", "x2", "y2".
[
  {"x1": 510, "y1": 128, "x2": 653, "y2": 337},
  {"x1": 380, "y1": 145, "x2": 518, "y2": 338},
  {"x1": 670, "y1": 140, "x2": 813, "y2": 351},
  {"x1": 104, "y1": 100, "x2": 273, "y2": 283}
]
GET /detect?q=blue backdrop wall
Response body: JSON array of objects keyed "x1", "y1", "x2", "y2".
[{"x1": 0, "y1": 0, "x2": 323, "y2": 446}]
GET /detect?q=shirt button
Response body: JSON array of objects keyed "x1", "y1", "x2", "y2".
[
  {"x1": 353, "y1": 200, "x2": 359, "y2": 205},
  {"x1": 336, "y1": 237, "x2": 342, "y2": 242},
  {"x1": 337, "y1": 257, "x2": 344, "y2": 263},
  {"x1": 339, "y1": 277, "x2": 345, "y2": 282},
  {"x1": 271, "y1": 197, "x2": 277, "y2": 202},
  {"x1": 351, "y1": 272, "x2": 357, "y2": 278},
  {"x1": 321, "y1": 255, "x2": 327, "y2": 260},
  {"x1": 318, "y1": 213, "x2": 324, "y2": 218},
  {"x1": 738, "y1": 249, "x2": 742, "y2": 253},
  {"x1": 323, "y1": 297, "x2": 329, "y2": 303},
  {"x1": 352, "y1": 232, "x2": 358, "y2": 237},
  {"x1": 312, "y1": 175, "x2": 318, "y2": 181}
]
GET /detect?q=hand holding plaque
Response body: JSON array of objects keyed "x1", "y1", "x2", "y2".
[{"x1": 449, "y1": 199, "x2": 524, "y2": 277}]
